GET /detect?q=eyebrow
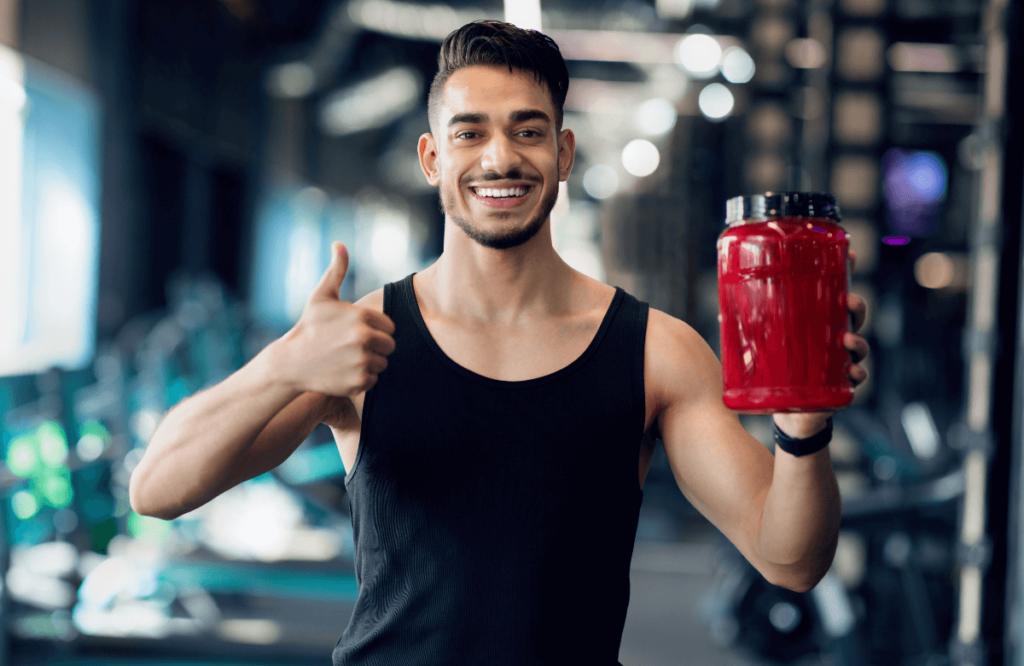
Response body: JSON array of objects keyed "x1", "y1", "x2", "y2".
[{"x1": 447, "y1": 109, "x2": 552, "y2": 127}]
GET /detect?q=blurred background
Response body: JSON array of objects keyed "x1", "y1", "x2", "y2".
[{"x1": 0, "y1": 0, "x2": 1021, "y2": 664}]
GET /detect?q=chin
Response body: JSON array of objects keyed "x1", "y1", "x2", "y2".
[
  {"x1": 450, "y1": 211, "x2": 546, "y2": 250},
  {"x1": 440, "y1": 176, "x2": 559, "y2": 250}
]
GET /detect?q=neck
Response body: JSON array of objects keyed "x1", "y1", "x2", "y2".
[{"x1": 419, "y1": 216, "x2": 575, "y2": 323}]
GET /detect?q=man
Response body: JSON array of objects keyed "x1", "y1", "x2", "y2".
[{"x1": 130, "y1": 20, "x2": 870, "y2": 665}]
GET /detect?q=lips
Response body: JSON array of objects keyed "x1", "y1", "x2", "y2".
[{"x1": 469, "y1": 183, "x2": 533, "y2": 209}]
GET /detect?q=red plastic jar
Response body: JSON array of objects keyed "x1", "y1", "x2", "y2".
[{"x1": 717, "y1": 192, "x2": 853, "y2": 413}]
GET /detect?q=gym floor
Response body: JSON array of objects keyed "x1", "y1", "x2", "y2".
[{"x1": 9, "y1": 538, "x2": 743, "y2": 666}]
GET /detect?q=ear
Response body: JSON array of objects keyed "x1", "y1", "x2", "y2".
[
  {"x1": 557, "y1": 128, "x2": 576, "y2": 182},
  {"x1": 418, "y1": 133, "x2": 441, "y2": 187}
]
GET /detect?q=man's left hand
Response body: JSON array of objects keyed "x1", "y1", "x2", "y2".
[{"x1": 773, "y1": 250, "x2": 871, "y2": 440}]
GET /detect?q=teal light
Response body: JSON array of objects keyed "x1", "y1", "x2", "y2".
[
  {"x1": 11, "y1": 490, "x2": 39, "y2": 520},
  {"x1": 76, "y1": 434, "x2": 105, "y2": 462},
  {"x1": 128, "y1": 511, "x2": 171, "y2": 542},
  {"x1": 77, "y1": 421, "x2": 110, "y2": 462},
  {"x1": 39, "y1": 473, "x2": 73, "y2": 508},
  {"x1": 278, "y1": 443, "x2": 347, "y2": 484},
  {"x1": 79, "y1": 421, "x2": 110, "y2": 440},
  {"x1": 37, "y1": 421, "x2": 69, "y2": 468},
  {"x1": 7, "y1": 435, "x2": 40, "y2": 478}
]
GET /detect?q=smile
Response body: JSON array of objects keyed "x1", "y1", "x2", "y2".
[
  {"x1": 469, "y1": 185, "x2": 532, "y2": 209},
  {"x1": 471, "y1": 185, "x2": 529, "y2": 199}
]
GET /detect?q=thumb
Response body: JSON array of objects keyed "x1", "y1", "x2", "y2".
[{"x1": 312, "y1": 242, "x2": 349, "y2": 300}]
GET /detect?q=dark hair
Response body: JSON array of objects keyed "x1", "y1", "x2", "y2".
[{"x1": 428, "y1": 20, "x2": 570, "y2": 132}]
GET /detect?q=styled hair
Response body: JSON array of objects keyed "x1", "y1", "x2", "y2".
[{"x1": 428, "y1": 20, "x2": 570, "y2": 133}]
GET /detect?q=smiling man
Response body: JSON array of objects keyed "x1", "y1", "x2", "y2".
[{"x1": 130, "y1": 20, "x2": 870, "y2": 666}]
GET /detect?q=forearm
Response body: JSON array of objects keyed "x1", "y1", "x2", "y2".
[
  {"x1": 756, "y1": 429, "x2": 842, "y2": 591},
  {"x1": 129, "y1": 340, "x2": 306, "y2": 519}
]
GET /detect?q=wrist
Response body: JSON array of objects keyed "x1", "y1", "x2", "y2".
[
  {"x1": 773, "y1": 416, "x2": 833, "y2": 457},
  {"x1": 255, "y1": 337, "x2": 304, "y2": 396},
  {"x1": 772, "y1": 412, "x2": 830, "y2": 439}
]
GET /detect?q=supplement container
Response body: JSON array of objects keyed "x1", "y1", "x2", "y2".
[{"x1": 717, "y1": 192, "x2": 853, "y2": 413}]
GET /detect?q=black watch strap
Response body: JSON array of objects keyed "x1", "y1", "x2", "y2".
[{"x1": 773, "y1": 417, "x2": 833, "y2": 457}]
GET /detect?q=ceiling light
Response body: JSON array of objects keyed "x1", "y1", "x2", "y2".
[
  {"x1": 635, "y1": 98, "x2": 677, "y2": 136},
  {"x1": 721, "y1": 47, "x2": 755, "y2": 84},
  {"x1": 583, "y1": 164, "x2": 620, "y2": 199},
  {"x1": 698, "y1": 83, "x2": 734, "y2": 121},
  {"x1": 675, "y1": 34, "x2": 722, "y2": 79},
  {"x1": 621, "y1": 140, "x2": 660, "y2": 177}
]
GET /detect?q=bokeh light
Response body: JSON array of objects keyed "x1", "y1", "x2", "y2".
[
  {"x1": 40, "y1": 473, "x2": 73, "y2": 509},
  {"x1": 883, "y1": 149, "x2": 948, "y2": 236},
  {"x1": 77, "y1": 434, "x2": 106, "y2": 462},
  {"x1": 621, "y1": 140, "x2": 661, "y2": 178},
  {"x1": 914, "y1": 252, "x2": 955, "y2": 289},
  {"x1": 127, "y1": 511, "x2": 172, "y2": 542},
  {"x1": 12, "y1": 490, "x2": 39, "y2": 520},
  {"x1": 698, "y1": 83, "x2": 735, "y2": 121},
  {"x1": 583, "y1": 164, "x2": 620, "y2": 199},
  {"x1": 370, "y1": 218, "x2": 410, "y2": 272},
  {"x1": 7, "y1": 435, "x2": 40, "y2": 478},
  {"x1": 38, "y1": 422, "x2": 69, "y2": 468},
  {"x1": 675, "y1": 34, "x2": 722, "y2": 79},
  {"x1": 266, "y1": 62, "x2": 316, "y2": 98},
  {"x1": 785, "y1": 38, "x2": 828, "y2": 69},
  {"x1": 635, "y1": 98, "x2": 677, "y2": 137},
  {"x1": 721, "y1": 47, "x2": 756, "y2": 84}
]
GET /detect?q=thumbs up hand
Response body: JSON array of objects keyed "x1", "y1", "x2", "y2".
[{"x1": 275, "y1": 243, "x2": 396, "y2": 397}]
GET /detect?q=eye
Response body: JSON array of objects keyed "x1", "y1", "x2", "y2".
[
  {"x1": 456, "y1": 131, "x2": 479, "y2": 140},
  {"x1": 517, "y1": 129, "x2": 540, "y2": 138}
]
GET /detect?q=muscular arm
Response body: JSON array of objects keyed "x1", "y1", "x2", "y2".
[
  {"x1": 648, "y1": 310, "x2": 841, "y2": 592},
  {"x1": 128, "y1": 344, "x2": 331, "y2": 520},
  {"x1": 129, "y1": 246, "x2": 390, "y2": 520}
]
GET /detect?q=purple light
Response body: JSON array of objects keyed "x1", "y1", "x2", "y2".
[
  {"x1": 882, "y1": 236, "x2": 911, "y2": 245},
  {"x1": 882, "y1": 148, "x2": 948, "y2": 237}
]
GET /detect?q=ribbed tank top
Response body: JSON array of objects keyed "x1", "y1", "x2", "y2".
[{"x1": 333, "y1": 274, "x2": 650, "y2": 666}]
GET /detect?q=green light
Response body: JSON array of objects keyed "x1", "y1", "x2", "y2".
[
  {"x1": 37, "y1": 421, "x2": 69, "y2": 467},
  {"x1": 11, "y1": 490, "x2": 39, "y2": 520},
  {"x1": 39, "y1": 473, "x2": 73, "y2": 508},
  {"x1": 76, "y1": 434, "x2": 105, "y2": 462},
  {"x1": 80, "y1": 421, "x2": 111, "y2": 441},
  {"x1": 128, "y1": 511, "x2": 171, "y2": 542},
  {"x1": 7, "y1": 435, "x2": 39, "y2": 478}
]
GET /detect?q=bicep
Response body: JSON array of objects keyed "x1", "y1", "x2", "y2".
[
  {"x1": 651, "y1": 313, "x2": 775, "y2": 559},
  {"x1": 660, "y1": 397, "x2": 774, "y2": 551}
]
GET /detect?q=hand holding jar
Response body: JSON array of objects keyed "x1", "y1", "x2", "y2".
[{"x1": 717, "y1": 192, "x2": 870, "y2": 418}]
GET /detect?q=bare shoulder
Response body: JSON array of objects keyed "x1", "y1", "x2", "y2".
[
  {"x1": 354, "y1": 287, "x2": 384, "y2": 312},
  {"x1": 644, "y1": 308, "x2": 724, "y2": 408}
]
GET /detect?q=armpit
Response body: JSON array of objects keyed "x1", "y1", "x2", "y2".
[{"x1": 321, "y1": 394, "x2": 360, "y2": 430}]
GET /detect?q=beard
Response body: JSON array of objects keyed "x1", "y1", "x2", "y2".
[{"x1": 440, "y1": 169, "x2": 559, "y2": 250}]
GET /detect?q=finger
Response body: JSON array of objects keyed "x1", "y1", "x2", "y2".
[
  {"x1": 844, "y1": 332, "x2": 870, "y2": 363},
  {"x1": 363, "y1": 309, "x2": 397, "y2": 336},
  {"x1": 365, "y1": 329, "x2": 397, "y2": 356},
  {"x1": 847, "y1": 293, "x2": 867, "y2": 332},
  {"x1": 366, "y1": 353, "x2": 388, "y2": 375},
  {"x1": 312, "y1": 242, "x2": 349, "y2": 300},
  {"x1": 849, "y1": 249, "x2": 858, "y2": 274},
  {"x1": 357, "y1": 373, "x2": 379, "y2": 393},
  {"x1": 847, "y1": 363, "x2": 868, "y2": 387}
]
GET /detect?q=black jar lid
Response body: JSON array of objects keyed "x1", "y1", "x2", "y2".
[{"x1": 725, "y1": 192, "x2": 842, "y2": 225}]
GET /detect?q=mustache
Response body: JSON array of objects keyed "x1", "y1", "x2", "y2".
[{"x1": 460, "y1": 169, "x2": 543, "y2": 185}]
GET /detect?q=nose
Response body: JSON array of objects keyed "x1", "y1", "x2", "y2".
[{"x1": 479, "y1": 133, "x2": 522, "y2": 176}]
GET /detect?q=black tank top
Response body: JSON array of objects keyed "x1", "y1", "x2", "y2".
[{"x1": 334, "y1": 274, "x2": 650, "y2": 666}]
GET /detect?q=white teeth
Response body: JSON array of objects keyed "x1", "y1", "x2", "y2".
[{"x1": 475, "y1": 186, "x2": 526, "y2": 198}]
